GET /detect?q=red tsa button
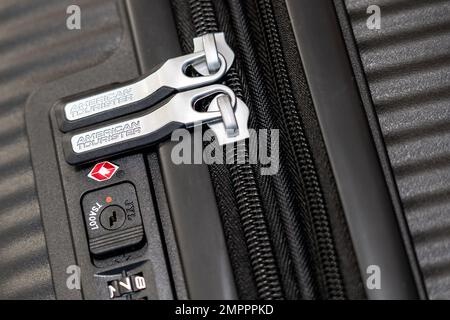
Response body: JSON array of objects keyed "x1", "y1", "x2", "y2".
[{"x1": 88, "y1": 161, "x2": 119, "y2": 182}]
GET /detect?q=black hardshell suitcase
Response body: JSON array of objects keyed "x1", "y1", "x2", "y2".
[{"x1": 3, "y1": 0, "x2": 447, "y2": 301}]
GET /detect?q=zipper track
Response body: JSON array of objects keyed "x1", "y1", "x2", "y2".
[
  {"x1": 253, "y1": 0, "x2": 345, "y2": 299},
  {"x1": 188, "y1": 0, "x2": 284, "y2": 300},
  {"x1": 172, "y1": 0, "x2": 346, "y2": 299}
]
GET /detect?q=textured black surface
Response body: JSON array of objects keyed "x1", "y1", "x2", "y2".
[
  {"x1": 0, "y1": 0, "x2": 122, "y2": 299},
  {"x1": 345, "y1": 0, "x2": 450, "y2": 299}
]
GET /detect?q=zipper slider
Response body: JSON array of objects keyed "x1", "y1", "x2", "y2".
[
  {"x1": 192, "y1": 33, "x2": 234, "y2": 76},
  {"x1": 207, "y1": 94, "x2": 249, "y2": 145},
  {"x1": 62, "y1": 84, "x2": 249, "y2": 165},
  {"x1": 55, "y1": 33, "x2": 234, "y2": 132}
]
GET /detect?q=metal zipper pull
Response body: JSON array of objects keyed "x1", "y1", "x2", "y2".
[
  {"x1": 207, "y1": 94, "x2": 249, "y2": 145},
  {"x1": 192, "y1": 33, "x2": 234, "y2": 76},
  {"x1": 63, "y1": 84, "x2": 249, "y2": 165},
  {"x1": 56, "y1": 33, "x2": 234, "y2": 132}
]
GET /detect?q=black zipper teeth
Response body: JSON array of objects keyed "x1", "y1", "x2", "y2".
[
  {"x1": 184, "y1": 0, "x2": 345, "y2": 299},
  {"x1": 229, "y1": 161, "x2": 283, "y2": 299},
  {"x1": 188, "y1": 0, "x2": 284, "y2": 300},
  {"x1": 254, "y1": 0, "x2": 345, "y2": 298},
  {"x1": 218, "y1": 0, "x2": 317, "y2": 299}
]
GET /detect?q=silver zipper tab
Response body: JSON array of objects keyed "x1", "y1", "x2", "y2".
[
  {"x1": 64, "y1": 52, "x2": 227, "y2": 122},
  {"x1": 57, "y1": 33, "x2": 235, "y2": 132},
  {"x1": 63, "y1": 84, "x2": 249, "y2": 165},
  {"x1": 207, "y1": 95, "x2": 250, "y2": 145},
  {"x1": 193, "y1": 33, "x2": 234, "y2": 76}
]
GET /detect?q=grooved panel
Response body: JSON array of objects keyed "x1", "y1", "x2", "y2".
[
  {"x1": 345, "y1": 0, "x2": 450, "y2": 299},
  {"x1": 0, "y1": 0, "x2": 123, "y2": 299}
]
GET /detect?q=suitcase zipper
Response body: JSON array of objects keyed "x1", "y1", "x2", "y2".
[
  {"x1": 253, "y1": 0, "x2": 345, "y2": 299},
  {"x1": 172, "y1": 0, "x2": 345, "y2": 299},
  {"x1": 57, "y1": 33, "x2": 235, "y2": 132},
  {"x1": 58, "y1": 33, "x2": 252, "y2": 165},
  {"x1": 63, "y1": 84, "x2": 250, "y2": 164},
  {"x1": 188, "y1": 0, "x2": 285, "y2": 300}
]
